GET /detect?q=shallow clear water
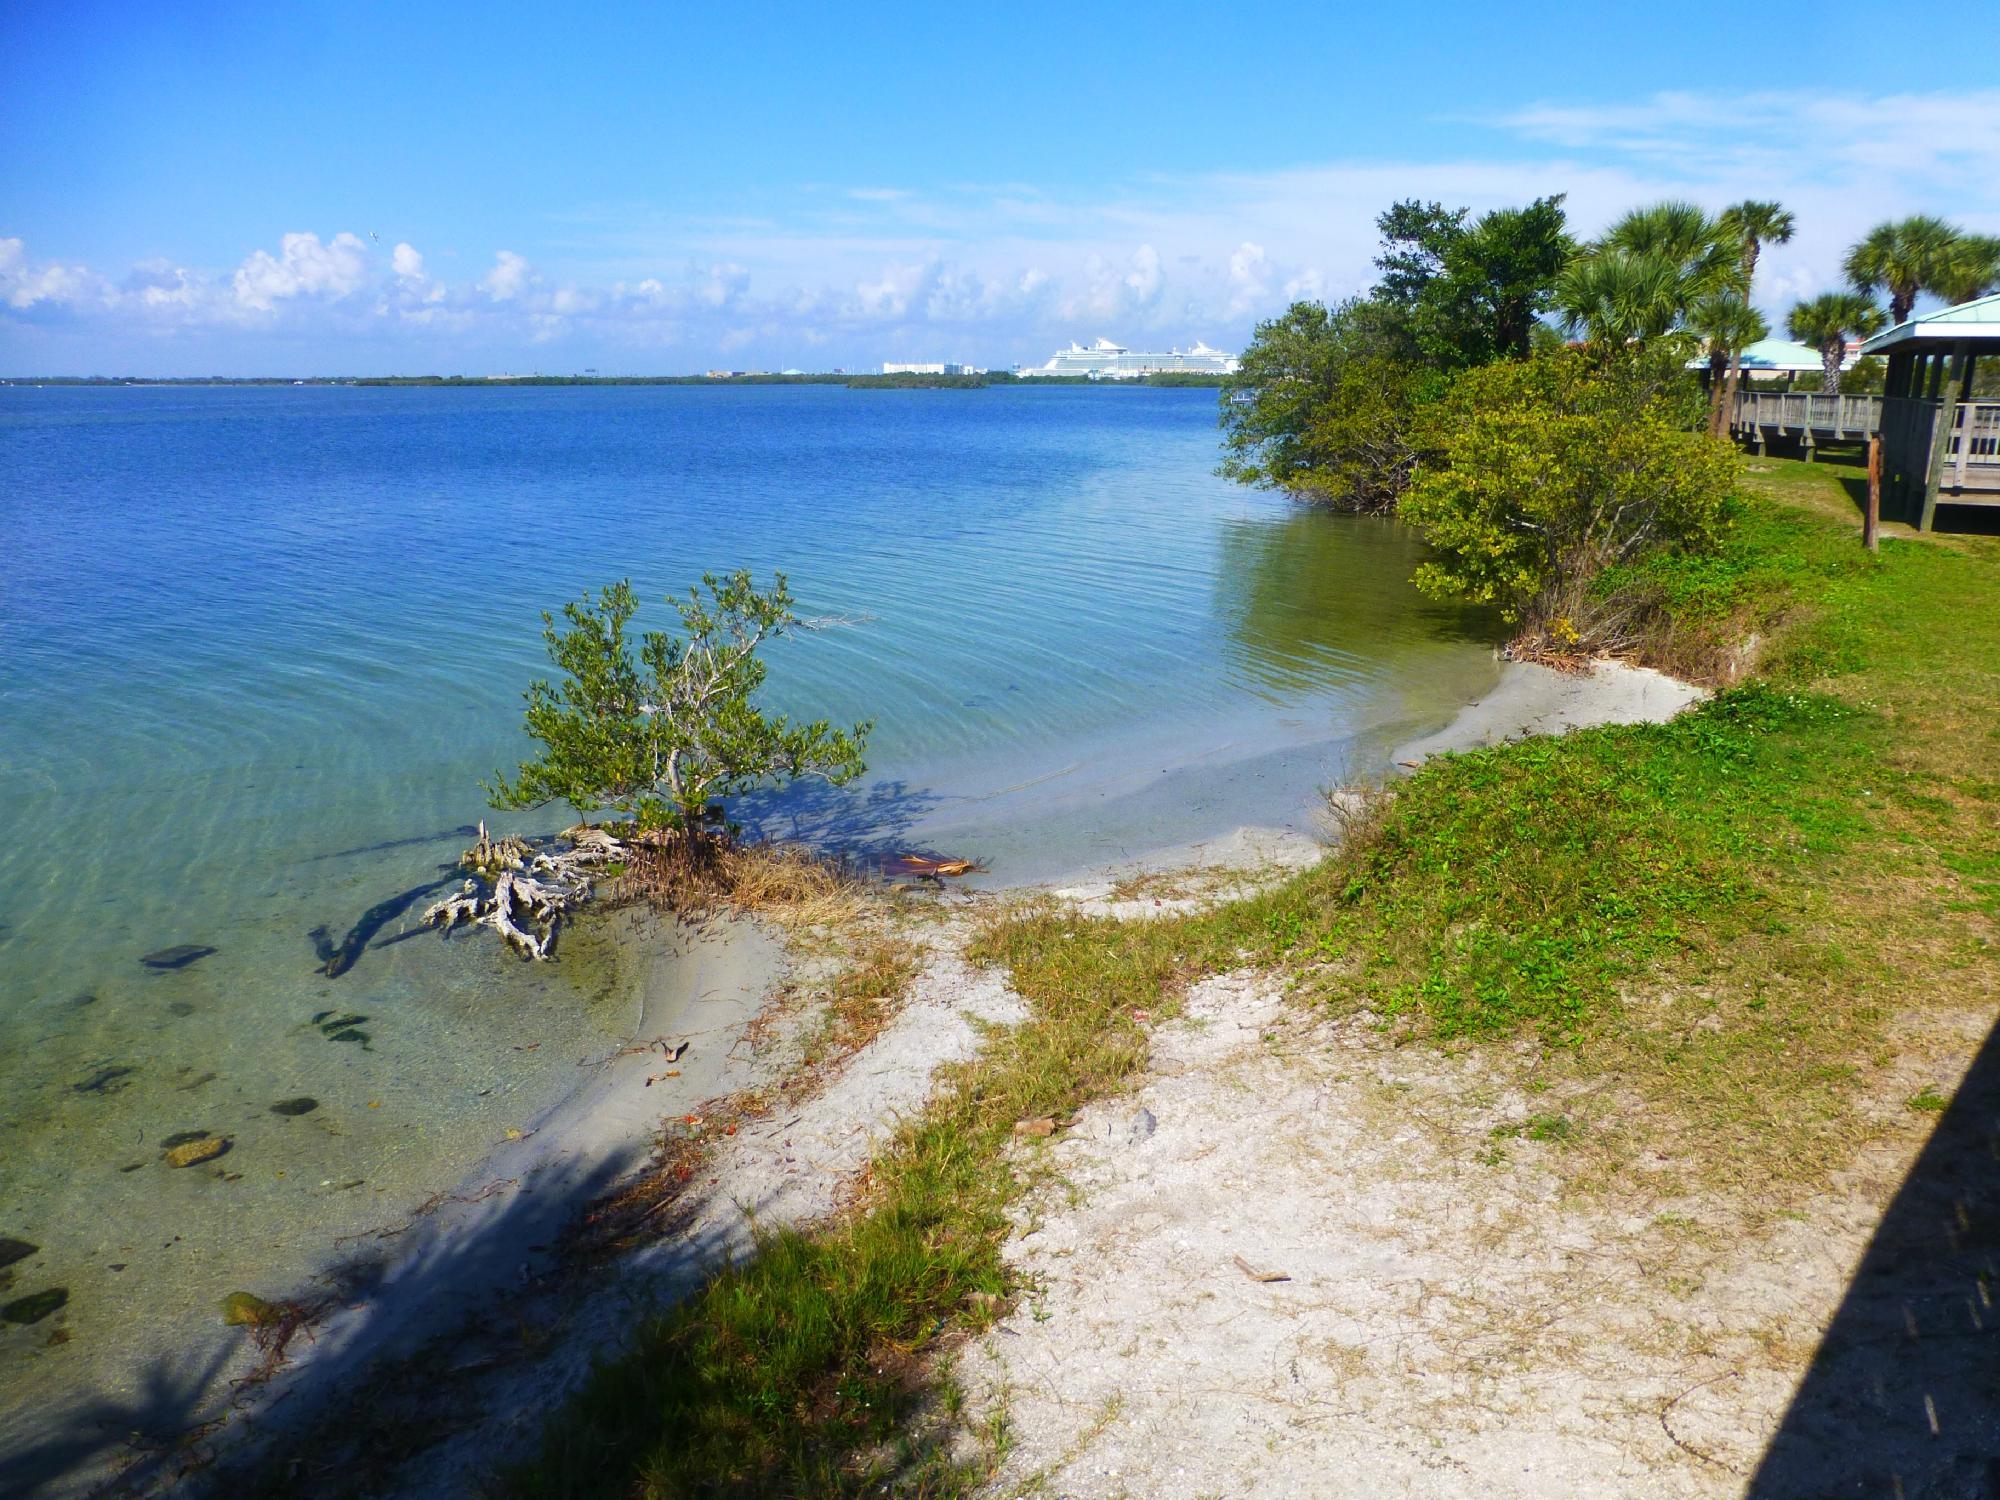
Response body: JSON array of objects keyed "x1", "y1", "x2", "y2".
[{"x1": 0, "y1": 384, "x2": 1496, "y2": 1451}]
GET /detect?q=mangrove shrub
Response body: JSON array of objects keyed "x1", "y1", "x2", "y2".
[
  {"x1": 1219, "y1": 298, "x2": 1441, "y2": 512},
  {"x1": 1399, "y1": 349, "x2": 1736, "y2": 648},
  {"x1": 488, "y1": 572, "x2": 870, "y2": 840}
]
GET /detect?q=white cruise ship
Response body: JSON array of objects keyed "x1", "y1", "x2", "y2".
[{"x1": 1017, "y1": 337, "x2": 1239, "y2": 379}]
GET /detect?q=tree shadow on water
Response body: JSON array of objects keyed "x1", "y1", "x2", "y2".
[
  {"x1": 729, "y1": 776, "x2": 945, "y2": 869},
  {"x1": 0, "y1": 1122, "x2": 809, "y2": 1498},
  {"x1": 1745, "y1": 1011, "x2": 2000, "y2": 1499}
]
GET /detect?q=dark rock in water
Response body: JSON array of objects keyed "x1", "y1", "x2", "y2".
[
  {"x1": 72, "y1": 1065, "x2": 136, "y2": 1096},
  {"x1": 167, "y1": 1000, "x2": 197, "y2": 1018},
  {"x1": 270, "y1": 1096, "x2": 319, "y2": 1117},
  {"x1": 140, "y1": 944, "x2": 217, "y2": 971},
  {"x1": 327, "y1": 1028, "x2": 371, "y2": 1047},
  {"x1": 2, "y1": 1288, "x2": 67, "y2": 1325},
  {"x1": 0, "y1": 1239, "x2": 37, "y2": 1272}
]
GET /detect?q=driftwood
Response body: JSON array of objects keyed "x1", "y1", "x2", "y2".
[
  {"x1": 889, "y1": 853, "x2": 981, "y2": 881},
  {"x1": 420, "y1": 822, "x2": 627, "y2": 960}
]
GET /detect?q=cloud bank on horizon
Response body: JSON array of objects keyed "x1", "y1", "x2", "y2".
[{"x1": 5, "y1": 87, "x2": 1998, "y2": 375}]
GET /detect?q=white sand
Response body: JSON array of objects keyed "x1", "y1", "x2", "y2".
[
  {"x1": 1392, "y1": 658, "x2": 1707, "y2": 768},
  {"x1": 959, "y1": 973, "x2": 1942, "y2": 1499}
]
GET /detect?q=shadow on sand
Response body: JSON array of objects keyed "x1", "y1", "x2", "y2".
[{"x1": 1745, "y1": 1011, "x2": 2000, "y2": 1497}]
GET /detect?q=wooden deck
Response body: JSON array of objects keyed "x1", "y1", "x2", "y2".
[
  {"x1": 1731, "y1": 390, "x2": 1882, "y2": 452},
  {"x1": 1732, "y1": 391, "x2": 2000, "y2": 522},
  {"x1": 1876, "y1": 397, "x2": 2000, "y2": 519}
]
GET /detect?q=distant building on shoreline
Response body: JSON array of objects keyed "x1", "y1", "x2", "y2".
[
  {"x1": 1017, "y1": 337, "x2": 1239, "y2": 379},
  {"x1": 882, "y1": 360, "x2": 983, "y2": 375}
]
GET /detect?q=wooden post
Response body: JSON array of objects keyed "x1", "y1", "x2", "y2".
[
  {"x1": 1919, "y1": 344, "x2": 1974, "y2": 533},
  {"x1": 1865, "y1": 434, "x2": 1882, "y2": 553}
]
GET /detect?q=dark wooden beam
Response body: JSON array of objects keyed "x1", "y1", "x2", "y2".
[{"x1": 1920, "y1": 342, "x2": 1976, "y2": 532}]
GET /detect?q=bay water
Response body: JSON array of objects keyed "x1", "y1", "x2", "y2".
[{"x1": 0, "y1": 383, "x2": 1497, "y2": 1467}]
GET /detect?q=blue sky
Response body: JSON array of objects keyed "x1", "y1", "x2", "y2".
[{"x1": 4, "y1": 1, "x2": 1997, "y2": 374}]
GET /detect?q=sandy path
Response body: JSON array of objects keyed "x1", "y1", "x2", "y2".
[{"x1": 960, "y1": 974, "x2": 1967, "y2": 1500}]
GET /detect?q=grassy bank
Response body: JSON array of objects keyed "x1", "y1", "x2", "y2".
[{"x1": 511, "y1": 453, "x2": 1998, "y2": 1496}]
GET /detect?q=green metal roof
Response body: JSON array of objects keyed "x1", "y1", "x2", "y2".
[
  {"x1": 1861, "y1": 293, "x2": 2000, "y2": 354},
  {"x1": 1684, "y1": 338, "x2": 1835, "y2": 373}
]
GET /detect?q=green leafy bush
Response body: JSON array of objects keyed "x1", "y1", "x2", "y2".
[
  {"x1": 489, "y1": 572, "x2": 870, "y2": 840},
  {"x1": 1398, "y1": 348, "x2": 1736, "y2": 647},
  {"x1": 1219, "y1": 298, "x2": 1443, "y2": 512}
]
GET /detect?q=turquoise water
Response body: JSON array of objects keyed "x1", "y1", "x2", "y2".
[{"x1": 0, "y1": 384, "x2": 1497, "y2": 1467}]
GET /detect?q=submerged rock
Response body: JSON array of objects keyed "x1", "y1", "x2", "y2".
[
  {"x1": 218, "y1": 1291, "x2": 280, "y2": 1327},
  {"x1": 140, "y1": 944, "x2": 217, "y2": 971},
  {"x1": 0, "y1": 1238, "x2": 38, "y2": 1272},
  {"x1": 2, "y1": 1288, "x2": 67, "y2": 1325},
  {"x1": 72, "y1": 1065, "x2": 136, "y2": 1095},
  {"x1": 269, "y1": 1096, "x2": 319, "y2": 1116},
  {"x1": 163, "y1": 1135, "x2": 231, "y2": 1168}
]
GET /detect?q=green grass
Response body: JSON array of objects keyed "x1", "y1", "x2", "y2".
[{"x1": 508, "y1": 456, "x2": 2000, "y2": 1496}]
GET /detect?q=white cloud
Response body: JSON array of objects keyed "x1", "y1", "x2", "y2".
[
  {"x1": 1494, "y1": 89, "x2": 2000, "y2": 189},
  {"x1": 232, "y1": 231, "x2": 369, "y2": 311},
  {"x1": 697, "y1": 261, "x2": 750, "y2": 309},
  {"x1": 1, "y1": 237, "x2": 106, "y2": 310},
  {"x1": 481, "y1": 249, "x2": 532, "y2": 301}
]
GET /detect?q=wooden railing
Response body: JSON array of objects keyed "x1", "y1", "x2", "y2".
[
  {"x1": 1731, "y1": 390, "x2": 1883, "y2": 438},
  {"x1": 1945, "y1": 400, "x2": 2000, "y2": 492}
]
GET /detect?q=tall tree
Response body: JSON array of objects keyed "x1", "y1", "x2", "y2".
[
  {"x1": 1786, "y1": 293, "x2": 1887, "y2": 394},
  {"x1": 1845, "y1": 215, "x2": 1965, "y2": 324},
  {"x1": 1372, "y1": 201, "x2": 1469, "y2": 313},
  {"x1": 1718, "y1": 200, "x2": 1796, "y2": 287},
  {"x1": 1688, "y1": 292, "x2": 1768, "y2": 434},
  {"x1": 1717, "y1": 199, "x2": 1795, "y2": 417},
  {"x1": 1429, "y1": 196, "x2": 1575, "y2": 363}
]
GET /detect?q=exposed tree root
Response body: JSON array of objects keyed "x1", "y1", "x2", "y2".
[{"x1": 421, "y1": 822, "x2": 626, "y2": 960}]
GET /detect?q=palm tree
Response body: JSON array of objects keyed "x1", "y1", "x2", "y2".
[
  {"x1": 1717, "y1": 200, "x2": 1794, "y2": 412},
  {"x1": 1557, "y1": 201, "x2": 1743, "y2": 346},
  {"x1": 1786, "y1": 293, "x2": 1887, "y2": 394},
  {"x1": 1554, "y1": 248, "x2": 1685, "y2": 345},
  {"x1": 1688, "y1": 292, "x2": 1769, "y2": 434},
  {"x1": 1719, "y1": 200, "x2": 1796, "y2": 285},
  {"x1": 1845, "y1": 216, "x2": 1963, "y2": 325},
  {"x1": 1933, "y1": 234, "x2": 2000, "y2": 305}
]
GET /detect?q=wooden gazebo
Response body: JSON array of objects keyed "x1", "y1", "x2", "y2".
[{"x1": 1862, "y1": 293, "x2": 2000, "y2": 530}]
